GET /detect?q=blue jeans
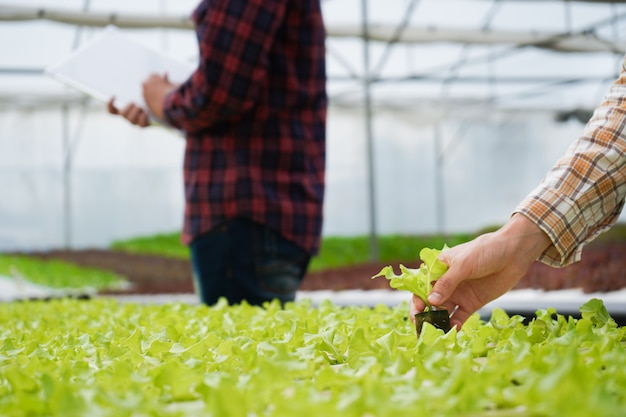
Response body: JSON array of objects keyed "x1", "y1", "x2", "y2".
[{"x1": 189, "y1": 218, "x2": 310, "y2": 306}]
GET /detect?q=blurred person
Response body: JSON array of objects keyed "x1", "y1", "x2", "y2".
[
  {"x1": 412, "y1": 57, "x2": 626, "y2": 328},
  {"x1": 108, "y1": 0, "x2": 327, "y2": 306}
]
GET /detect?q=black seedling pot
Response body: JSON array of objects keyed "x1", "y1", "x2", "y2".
[{"x1": 414, "y1": 309, "x2": 451, "y2": 337}]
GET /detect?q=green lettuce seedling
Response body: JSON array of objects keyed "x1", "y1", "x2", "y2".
[{"x1": 372, "y1": 245, "x2": 449, "y2": 312}]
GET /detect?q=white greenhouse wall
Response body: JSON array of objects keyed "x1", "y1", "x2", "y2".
[{"x1": 0, "y1": 103, "x2": 623, "y2": 252}]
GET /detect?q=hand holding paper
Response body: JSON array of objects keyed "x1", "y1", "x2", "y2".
[
  {"x1": 107, "y1": 72, "x2": 176, "y2": 128},
  {"x1": 46, "y1": 25, "x2": 194, "y2": 128}
]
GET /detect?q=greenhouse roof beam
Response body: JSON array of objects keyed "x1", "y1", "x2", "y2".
[
  {"x1": 0, "y1": 67, "x2": 43, "y2": 75},
  {"x1": 0, "y1": 4, "x2": 194, "y2": 30},
  {"x1": 328, "y1": 25, "x2": 626, "y2": 53},
  {"x1": 480, "y1": 0, "x2": 626, "y2": 3},
  {"x1": 1, "y1": 3, "x2": 625, "y2": 53}
]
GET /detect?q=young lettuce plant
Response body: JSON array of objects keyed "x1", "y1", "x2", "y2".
[{"x1": 372, "y1": 245, "x2": 451, "y2": 335}]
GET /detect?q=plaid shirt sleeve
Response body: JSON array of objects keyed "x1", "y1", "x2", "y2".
[
  {"x1": 162, "y1": 0, "x2": 288, "y2": 134},
  {"x1": 514, "y1": 56, "x2": 626, "y2": 267}
]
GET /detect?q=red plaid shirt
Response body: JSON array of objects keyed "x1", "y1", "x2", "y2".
[{"x1": 163, "y1": 0, "x2": 327, "y2": 254}]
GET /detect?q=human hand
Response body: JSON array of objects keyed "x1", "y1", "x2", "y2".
[
  {"x1": 410, "y1": 214, "x2": 551, "y2": 329},
  {"x1": 107, "y1": 97, "x2": 150, "y2": 127},
  {"x1": 142, "y1": 73, "x2": 176, "y2": 121}
]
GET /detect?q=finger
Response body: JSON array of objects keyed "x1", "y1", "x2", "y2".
[
  {"x1": 120, "y1": 103, "x2": 143, "y2": 126},
  {"x1": 409, "y1": 294, "x2": 426, "y2": 323},
  {"x1": 124, "y1": 105, "x2": 145, "y2": 125},
  {"x1": 427, "y1": 254, "x2": 464, "y2": 306},
  {"x1": 107, "y1": 97, "x2": 118, "y2": 115},
  {"x1": 428, "y1": 275, "x2": 461, "y2": 306},
  {"x1": 137, "y1": 112, "x2": 149, "y2": 127},
  {"x1": 118, "y1": 103, "x2": 133, "y2": 118},
  {"x1": 449, "y1": 306, "x2": 474, "y2": 329},
  {"x1": 128, "y1": 105, "x2": 149, "y2": 127}
]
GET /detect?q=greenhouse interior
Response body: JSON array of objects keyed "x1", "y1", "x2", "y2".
[{"x1": 1, "y1": 1, "x2": 625, "y2": 415}]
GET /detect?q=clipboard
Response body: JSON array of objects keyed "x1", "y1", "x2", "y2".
[{"x1": 46, "y1": 25, "x2": 195, "y2": 126}]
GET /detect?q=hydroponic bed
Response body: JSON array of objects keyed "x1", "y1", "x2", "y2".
[{"x1": 0, "y1": 297, "x2": 624, "y2": 416}]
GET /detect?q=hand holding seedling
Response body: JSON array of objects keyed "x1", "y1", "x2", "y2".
[{"x1": 414, "y1": 213, "x2": 551, "y2": 329}]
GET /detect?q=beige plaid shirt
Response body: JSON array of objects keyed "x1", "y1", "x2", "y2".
[{"x1": 514, "y1": 58, "x2": 626, "y2": 267}]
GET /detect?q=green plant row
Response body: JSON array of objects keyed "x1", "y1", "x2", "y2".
[
  {"x1": 110, "y1": 231, "x2": 477, "y2": 271},
  {"x1": 110, "y1": 232, "x2": 190, "y2": 260},
  {"x1": 107, "y1": 221, "x2": 626, "y2": 270},
  {"x1": 0, "y1": 255, "x2": 125, "y2": 292},
  {"x1": 0, "y1": 233, "x2": 475, "y2": 292},
  {"x1": 0, "y1": 298, "x2": 623, "y2": 416},
  {"x1": 3, "y1": 222, "x2": 625, "y2": 293}
]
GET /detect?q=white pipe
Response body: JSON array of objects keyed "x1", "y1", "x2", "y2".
[{"x1": 1, "y1": 4, "x2": 625, "y2": 53}]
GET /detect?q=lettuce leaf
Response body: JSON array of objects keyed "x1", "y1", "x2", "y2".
[{"x1": 371, "y1": 245, "x2": 449, "y2": 309}]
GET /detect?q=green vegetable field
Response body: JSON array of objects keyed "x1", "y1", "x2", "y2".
[{"x1": 1, "y1": 297, "x2": 624, "y2": 416}]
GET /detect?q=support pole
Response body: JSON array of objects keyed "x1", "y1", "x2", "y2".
[
  {"x1": 434, "y1": 123, "x2": 445, "y2": 234},
  {"x1": 361, "y1": 0, "x2": 379, "y2": 261},
  {"x1": 62, "y1": 104, "x2": 72, "y2": 249}
]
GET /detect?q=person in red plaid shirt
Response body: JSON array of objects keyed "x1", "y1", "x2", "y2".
[{"x1": 108, "y1": 0, "x2": 327, "y2": 306}]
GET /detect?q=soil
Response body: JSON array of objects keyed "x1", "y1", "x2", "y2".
[{"x1": 17, "y1": 236, "x2": 626, "y2": 296}]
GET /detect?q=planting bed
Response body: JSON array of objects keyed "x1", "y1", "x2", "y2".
[
  {"x1": 1, "y1": 296, "x2": 625, "y2": 416},
  {"x1": 21, "y1": 237, "x2": 626, "y2": 296},
  {"x1": 2, "y1": 237, "x2": 626, "y2": 416}
]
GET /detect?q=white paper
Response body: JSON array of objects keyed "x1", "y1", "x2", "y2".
[{"x1": 46, "y1": 25, "x2": 195, "y2": 125}]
